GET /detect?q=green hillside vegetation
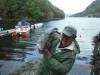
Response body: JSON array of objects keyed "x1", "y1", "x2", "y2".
[
  {"x1": 0, "y1": 0, "x2": 65, "y2": 21},
  {"x1": 72, "y1": 0, "x2": 100, "y2": 17}
]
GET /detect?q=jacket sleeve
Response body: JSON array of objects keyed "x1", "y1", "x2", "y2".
[{"x1": 44, "y1": 53, "x2": 76, "y2": 75}]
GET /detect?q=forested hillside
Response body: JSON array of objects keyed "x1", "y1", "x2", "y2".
[
  {"x1": 72, "y1": 0, "x2": 100, "y2": 17},
  {"x1": 0, "y1": 0, "x2": 65, "y2": 21}
]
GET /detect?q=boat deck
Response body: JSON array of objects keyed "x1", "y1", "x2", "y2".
[{"x1": 0, "y1": 29, "x2": 14, "y2": 39}]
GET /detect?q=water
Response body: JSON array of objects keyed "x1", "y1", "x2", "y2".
[{"x1": 0, "y1": 17, "x2": 100, "y2": 75}]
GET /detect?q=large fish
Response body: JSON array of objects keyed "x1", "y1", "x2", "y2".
[{"x1": 37, "y1": 28, "x2": 59, "y2": 52}]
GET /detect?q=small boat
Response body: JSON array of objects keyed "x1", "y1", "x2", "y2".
[
  {"x1": 12, "y1": 21, "x2": 30, "y2": 37},
  {"x1": 31, "y1": 23, "x2": 43, "y2": 29}
]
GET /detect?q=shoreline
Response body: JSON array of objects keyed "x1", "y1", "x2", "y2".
[{"x1": 0, "y1": 18, "x2": 64, "y2": 23}]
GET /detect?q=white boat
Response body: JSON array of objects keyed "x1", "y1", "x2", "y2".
[
  {"x1": 31, "y1": 23, "x2": 43, "y2": 29},
  {"x1": 12, "y1": 21, "x2": 30, "y2": 37}
]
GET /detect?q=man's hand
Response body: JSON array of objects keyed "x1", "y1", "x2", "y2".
[
  {"x1": 43, "y1": 50, "x2": 50, "y2": 58},
  {"x1": 38, "y1": 48, "x2": 50, "y2": 58}
]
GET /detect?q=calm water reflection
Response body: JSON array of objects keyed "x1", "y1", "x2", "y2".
[{"x1": 0, "y1": 29, "x2": 39, "y2": 61}]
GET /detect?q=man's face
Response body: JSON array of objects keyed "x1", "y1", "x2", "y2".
[{"x1": 61, "y1": 33, "x2": 76, "y2": 47}]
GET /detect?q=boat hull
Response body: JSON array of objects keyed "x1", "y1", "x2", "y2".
[{"x1": 12, "y1": 26, "x2": 30, "y2": 37}]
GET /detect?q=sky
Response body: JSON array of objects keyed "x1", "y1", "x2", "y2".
[{"x1": 49, "y1": 0, "x2": 95, "y2": 14}]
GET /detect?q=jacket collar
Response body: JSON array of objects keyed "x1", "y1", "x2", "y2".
[{"x1": 56, "y1": 41, "x2": 75, "y2": 51}]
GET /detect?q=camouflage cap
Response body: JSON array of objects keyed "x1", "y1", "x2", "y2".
[{"x1": 62, "y1": 26, "x2": 77, "y2": 36}]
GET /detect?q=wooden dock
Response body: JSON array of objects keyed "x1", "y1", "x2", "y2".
[{"x1": 0, "y1": 29, "x2": 14, "y2": 39}]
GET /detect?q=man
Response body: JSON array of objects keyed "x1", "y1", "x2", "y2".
[{"x1": 37, "y1": 26, "x2": 80, "y2": 75}]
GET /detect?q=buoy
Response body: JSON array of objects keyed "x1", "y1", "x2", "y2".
[
  {"x1": 21, "y1": 32, "x2": 26, "y2": 36},
  {"x1": 12, "y1": 30, "x2": 17, "y2": 37}
]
